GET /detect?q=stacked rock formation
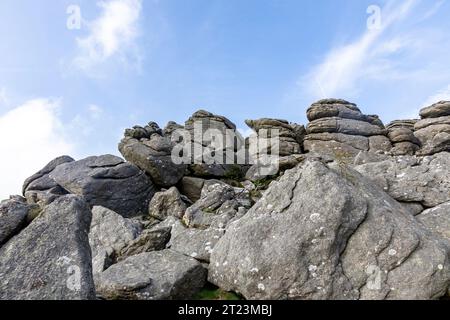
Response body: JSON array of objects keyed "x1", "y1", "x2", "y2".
[
  {"x1": 118, "y1": 122, "x2": 186, "y2": 188},
  {"x1": 1, "y1": 98, "x2": 450, "y2": 301},
  {"x1": 415, "y1": 101, "x2": 450, "y2": 155},
  {"x1": 304, "y1": 99, "x2": 391, "y2": 161},
  {"x1": 386, "y1": 120, "x2": 420, "y2": 155},
  {"x1": 184, "y1": 110, "x2": 247, "y2": 178}
]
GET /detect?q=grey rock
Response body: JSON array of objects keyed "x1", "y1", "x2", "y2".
[
  {"x1": 353, "y1": 151, "x2": 390, "y2": 166},
  {"x1": 89, "y1": 206, "x2": 142, "y2": 277},
  {"x1": 209, "y1": 160, "x2": 450, "y2": 300},
  {"x1": 0, "y1": 198, "x2": 31, "y2": 246},
  {"x1": 368, "y1": 135, "x2": 392, "y2": 153},
  {"x1": 245, "y1": 155, "x2": 305, "y2": 181},
  {"x1": 420, "y1": 101, "x2": 450, "y2": 119},
  {"x1": 50, "y1": 155, "x2": 155, "y2": 218},
  {"x1": 163, "y1": 121, "x2": 184, "y2": 138},
  {"x1": 414, "y1": 116, "x2": 450, "y2": 156},
  {"x1": 0, "y1": 195, "x2": 95, "y2": 300},
  {"x1": 245, "y1": 118, "x2": 304, "y2": 156},
  {"x1": 96, "y1": 250, "x2": 207, "y2": 300},
  {"x1": 183, "y1": 180, "x2": 236, "y2": 228},
  {"x1": 179, "y1": 176, "x2": 205, "y2": 202},
  {"x1": 401, "y1": 202, "x2": 425, "y2": 216},
  {"x1": 354, "y1": 152, "x2": 450, "y2": 207},
  {"x1": 307, "y1": 99, "x2": 383, "y2": 126},
  {"x1": 169, "y1": 222, "x2": 225, "y2": 263},
  {"x1": 148, "y1": 187, "x2": 187, "y2": 220},
  {"x1": 119, "y1": 131, "x2": 186, "y2": 187},
  {"x1": 307, "y1": 117, "x2": 386, "y2": 136},
  {"x1": 390, "y1": 142, "x2": 420, "y2": 156},
  {"x1": 22, "y1": 156, "x2": 74, "y2": 208},
  {"x1": 417, "y1": 201, "x2": 450, "y2": 241},
  {"x1": 118, "y1": 227, "x2": 171, "y2": 261}
]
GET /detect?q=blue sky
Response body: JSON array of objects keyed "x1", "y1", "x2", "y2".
[{"x1": 0, "y1": 0, "x2": 449, "y2": 198}]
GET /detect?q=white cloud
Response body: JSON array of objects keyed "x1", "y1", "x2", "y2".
[
  {"x1": 0, "y1": 99, "x2": 75, "y2": 200},
  {"x1": 73, "y1": 0, "x2": 143, "y2": 73},
  {"x1": 421, "y1": 84, "x2": 450, "y2": 108},
  {"x1": 300, "y1": 0, "x2": 419, "y2": 98},
  {"x1": 0, "y1": 88, "x2": 8, "y2": 107},
  {"x1": 88, "y1": 104, "x2": 104, "y2": 119}
]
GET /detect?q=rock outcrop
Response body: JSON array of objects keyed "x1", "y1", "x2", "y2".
[
  {"x1": 2, "y1": 97, "x2": 450, "y2": 301},
  {"x1": 0, "y1": 195, "x2": 95, "y2": 300},
  {"x1": 354, "y1": 152, "x2": 450, "y2": 208},
  {"x1": 415, "y1": 101, "x2": 450, "y2": 156},
  {"x1": 304, "y1": 99, "x2": 391, "y2": 162},
  {"x1": 209, "y1": 160, "x2": 450, "y2": 300},
  {"x1": 49, "y1": 155, "x2": 155, "y2": 218},
  {"x1": 118, "y1": 123, "x2": 186, "y2": 187},
  {"x1": 386, "y1": 120, "x2": 420, "y2": 155},
  {"x1": 22, "y1": 156, "x2": 74, "y2": 208}
]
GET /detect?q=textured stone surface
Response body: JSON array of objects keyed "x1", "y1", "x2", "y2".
[
  {"x1": 417, "y1": 202, "x2": 450, "y2": 241},
  {"x1": 89, "y1": 206, "x2": 142, "y2": 278},
  {"x1": 22, "y1": 156, "x2": 74, "y2": 208},
  {"x1": 0, "y1": 195, "x2": 95, "y2": 300},
  {"x1": 96, "y1": 250, "x2": 207, "y2": 300},
  {"x1": 414, "y1": 116, "x2": 450, "y2": 156},
  {"x1": 354, "y1": 152, "x2": 450, "y2": 208},
  {"x1": 119, "y1": 128, "x2": 186, "y2": 187},
  {"x1": 420, "y1": 101, "x2": 450, "y2": 119},
  {"x1": 0, "y1": 198, "x2": 32, "y2": 246},
  {"x1": 50, "y1": 155, "x2": 155, "y2": 217},
  {"x1": 209, "y1": 160, "x2": 450, "y2": 300},
  {"x1": 148, "y1": 187, "x2": 187, "y2": 220}
]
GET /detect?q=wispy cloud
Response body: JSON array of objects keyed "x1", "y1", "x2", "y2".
[
  {"x1": 0, "y1": 87, "x2": 8, "y2": 107},
  {"x1": 299, "y1": 0, "x2": 419, "y2": 99},
  {"x1": 72, "y1": 0, "x2": 143, "y2": 75},
  {"x1": 422, "y1": 0, "x2": 446, "y2": 20},
  {"x1": 0, "y1": 99, "x2": 75, "y2": 199},
  {"x1": 421, "y1": 84, "x2": 450, "y2": 108}
]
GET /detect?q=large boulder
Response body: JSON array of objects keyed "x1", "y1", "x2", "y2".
[
  {"x1": 0, "y1": 195, "x2": 95, "y2": 300},
  {"x1": 386, "y1": 120, "x2": 420, "y2": 156},
  {"x1": 118, "y1": 123, "x2": 186, "y2": 187},
  {"x1": 417, "y1": 202, "x2": 450, "y2": 241},
  {"x1": 184, "y1": 110, "x2": 248, "y2": 178},
  {"x1": 209, "y1": 160, "x2": 450, "y2": 300},
  {"x1": 245, "y1": 118, "x2": 305, "y2": 157},
  {"x1": 304, "y1": 99, "x2": 389, "y2": 162},
  {"x1": 420, "y1": 101, "x2": 450, "y2": 119},
  {"x1": 96, "y1": 250, "x2": 207, "y2": 300},
  {"x1": 89, "y1": 206, "x2": 142, "y2": 278},
  {"x1": 148, "y1": 187, "x2": 187, "y2": 220},
  {"x1": 354, "y1": 152, "x2": 450, "y2": 208},
  {"x1": 22, "y1": 156, "x2": 74, "y2": 208},
  {"x1": 49, "y1": 155, "x2": 155, "y2": 218},
  {"x1": 0, "y1": 197, "x2": 37, "y2": 246},
  {"x1": 414, "y1": 115, "x2": 450, "y2": 156}
]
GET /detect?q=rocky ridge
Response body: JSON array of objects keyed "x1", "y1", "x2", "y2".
[{"x1": 0, "y1": 99, "x2": 449, "y2": 300}]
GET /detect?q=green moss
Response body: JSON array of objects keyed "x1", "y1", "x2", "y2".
[
  {"x1": 194, "y1": 284, "x2": 242, "y2": 300},
  {"x1": 253, "y1": 177, "x2": 275, "y2": 190},
  {"x1": 224, "y1": 164, "x2": 245, "y2": 181}
]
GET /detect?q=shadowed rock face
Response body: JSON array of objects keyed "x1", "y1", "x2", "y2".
[
  {"x1": 49, "y1": 155, "x2": 155, "y2": 218},
  {"x1": 22, "y1": 155, "x2": 74, "y2": 208},
  {"x1": 209, "y1": 160, "x2": 450, "y2": 300},
  {"x1": 0, "y1": 198, "x2": 32, "y2": 246},
  {"x1": 0, "y1": 195, "x2": 95, "y2": 300}
]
